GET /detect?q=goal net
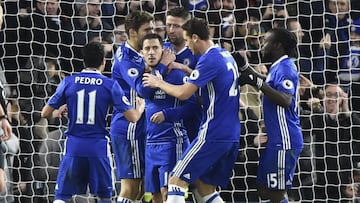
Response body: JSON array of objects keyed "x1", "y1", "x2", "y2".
[{"x1": 0, "y1": 0, "x2": 359, "y2": 202}]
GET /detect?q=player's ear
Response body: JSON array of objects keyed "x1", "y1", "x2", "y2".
[
  {"x1": 129, "y1": 28, "x2": 136, "y2": 38},
  {"x1": 192, "y1": 34, "x2": 198, "y2": 42}
]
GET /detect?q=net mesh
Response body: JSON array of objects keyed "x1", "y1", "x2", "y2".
[{"x1": 0, "y1": 0, "x2": 360, "y2": 202}]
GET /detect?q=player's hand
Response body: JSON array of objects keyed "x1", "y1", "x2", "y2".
[
  {"x1": 136, "y1": 97, "x2": 145, "y2": 115},
  {"x1": 0, "y1": 118, "x2": 12, "y2": 141},
  {"x1": 150, "y1": 111, "x2": 165, "y2": 124},
  {"x1": 232, "y1": 51, "x2": 249, "y2": 72},
  {"x1": 160, "y1": 48, "x2": 176, "y2": 67},
  {"x1": 167, "y1": 62, "x2": 192, "y2": 75},
  {"x1": 52, "y1": 104, "x2": 68, "y2": 118},
  {"x1": 143, "y1": 71, "x2": 163, "y2": 88},
  {"x1": 240, "y1": 66, "x2": 265, "y2": 89},
  {"x1": 253, "y1": 133, "x2": 267, "y2": 147}
]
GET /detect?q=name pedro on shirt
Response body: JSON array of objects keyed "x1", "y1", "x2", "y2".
[{"x1": 75, "y1": 76, "x2": 103, "y2": 85}]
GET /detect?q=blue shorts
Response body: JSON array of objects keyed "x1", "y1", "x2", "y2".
[
  {"x1": 111, "y1": 136, "x2": 145, "y2": 179},
  {"x1": 55, "y1": 156, "x2": 113, "y2": 200},
  {"x1": 171, "y1": 138, "x2": 239, "y2": 187},
  {"x1": 145, "y1": 140, "x2": 190, "y2": 193},
  {"x1": 257, "y1": 148, "x2": 303, "y2": 190}
]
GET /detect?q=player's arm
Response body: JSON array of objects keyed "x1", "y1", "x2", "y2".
[
  {"x1": 239, "y1": 66, "x2": 292, "y2": 108},
  {"x1": 234, "y1": 52, "x2": 292, "y2": 108},
  {"x1": 163, "y1": 94, "x2": 198, "y2": 121},
  {"x1": 41, "y1": 104, "x2": 67, "y2": 119},
  {"x1": 41, "y1": 104, "x2": 55, "y2": 119},
  {"x1": 41, "y1": 80, "x2": 67, "y2": 119},
  {"x1": 112, "y1": 80, "x2": 145, "y2": 123},
  {"x1": 122, "y1": 97, "x2": 145, "y2": 123},
  {"x1": 143, "y1": 71, "x2": 198, "y2": 100},
  {"x1": 113, "y1": 59, "x2": 145, "y2": 90},
  {"x1": 136, "y1": 74, "x2": 157, "y2": 99},
  {"x1": 260, "y1": 85, "x2": 292, "y2": 108},
  {"x1": 168, "y1": 62, "x2": 193, "y2": 76}
]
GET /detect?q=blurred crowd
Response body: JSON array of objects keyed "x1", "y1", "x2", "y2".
[{"x1": 0, "y1": 0, "x2": 360, "y2": 202}]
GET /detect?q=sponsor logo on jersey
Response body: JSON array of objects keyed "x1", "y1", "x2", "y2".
[{"x1": 154, "y1": 90, "x2": 166, "y2": 99}]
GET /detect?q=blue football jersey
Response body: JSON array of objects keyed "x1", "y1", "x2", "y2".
[
  {"x1": 47, "y1": 70, "x2": 134, "y2": 157},
  {"x1": 187, "y1": 45, "x2": 240, "y2": 141},
  {"x1": 263, "y1": 56, "x2": 303, "y2": 150},
  {"x1": 137, "y1": 68, "x2": 196, "y2": 142},
  {"x1": 163, "y1": 41, "x2": 199, "y2": 69},
  {"x1": 163, "y1": 42, "x2": 202, "y2": 141},
  {"x1": 111, "y1": 42, "x2": 147, "y2": 140}
]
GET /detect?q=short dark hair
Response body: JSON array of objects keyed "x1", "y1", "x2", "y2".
[
  {"x1": 124, "y1": 11, "x2": 154, "y2": 36},
  {"x1": 82, "y1": 41, "x2": 105, "y2": 69},
  {"x1": 141, "y1": 33, "x2": 164, "y2": 49},
  {"x1": 269, "y1": 28, "x2": 298, "y2": 57},
  {"x1": 167, "y1": 6, "x2": 190, "y2": 21},
  {"x1": 182, "y1": 18, "x2": 210, "y2": 40}
]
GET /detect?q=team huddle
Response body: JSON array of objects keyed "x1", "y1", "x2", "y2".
[{"x1": 42, "y1": 7, "x2": 302, "y2": 203}]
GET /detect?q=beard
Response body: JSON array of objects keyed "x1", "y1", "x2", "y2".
[{"x1": 169, "y1": 36, "x2": 183, "y2": 46}]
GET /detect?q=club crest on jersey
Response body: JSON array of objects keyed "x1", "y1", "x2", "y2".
[
  {"x1": 190, "y1": 70, "x2": 200, "y2": 80},
  {"x1": 183, "y1": 58, "x2": 190, "y2": 66},
  {"x1": 128, "y1": 68, "x2": 139, "y2": 77},
  {"x1": 282, "y1": 79, "x2": 294, "y2": 90},
  {"x1": 122, "y1": 95, "x2": 131, "y2": 105}
]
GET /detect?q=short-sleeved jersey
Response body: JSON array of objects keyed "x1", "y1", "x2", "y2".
[
  {"x1": 263, "y1": 55, "x2": 303, "y2": 150},
  {"x1": 137, "y1": 68, "x2": 195, "y2": 143},
  {"x1": 163, "y1": 41, "x2": 201, "y2": 140},
  {"x1": 187, "y1": 44, "x2": 240, "y2": 141},
  {"x1": 111, "y1": 42, "x2": 146, "y2": 140},
  {"x1": 163, "y1": 42, "x2": 199, "y2": 69},
  {"x1": 47, "y1": 70, "x2": 133, "y2": 157}
]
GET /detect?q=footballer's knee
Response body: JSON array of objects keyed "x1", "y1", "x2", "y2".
[
  {"x1": 120, "y1": 179, "x2": 143, "y2": 199},
  {"x1": 194, "y1": 180, "x2": 217, "y2": 197},
  {"x1": 257, "y1": 185, "x2": 270, "y2": 200},
  {"x1": 168, "y1": 176, "x2": 188, "y2": 189}
]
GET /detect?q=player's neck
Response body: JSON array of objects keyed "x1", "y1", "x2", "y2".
[
  {"x1": 128, "y1": 39, "x2": 140, "y2": 52},
  {"x1": 200, "y1": 40, "x2": 214, "y2": 55},
  {"x1": 172, "y1": 41, "x2": 186, "y2": 53},
  {"x1": 85, "y1": 67, "x2": 98, "y2": 71}
]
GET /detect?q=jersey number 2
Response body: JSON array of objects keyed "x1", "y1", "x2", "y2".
[
  {"x1": 227, "y1": 62, "x2": 239, "y2": 96},
  {"x1": 76, "y1": 89, "x2": 96, "y2": 125}
]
